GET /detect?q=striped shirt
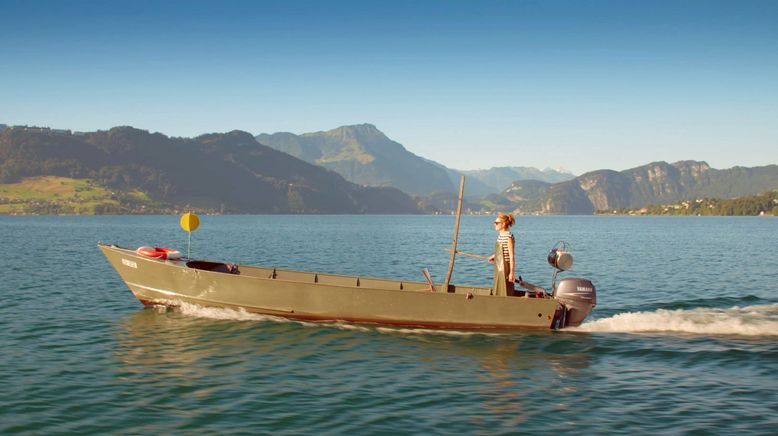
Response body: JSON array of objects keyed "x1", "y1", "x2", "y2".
[{"x1": 497, "y1": 231, "x2": 514, "y2": 260}]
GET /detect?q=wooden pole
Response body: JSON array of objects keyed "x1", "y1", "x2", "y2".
[
  {"x1": 443, "y1": 176, "x2": 465, "y2": 293},
  {"x1": 446, "y1": 248, "x2": 489, "y2": 260}
]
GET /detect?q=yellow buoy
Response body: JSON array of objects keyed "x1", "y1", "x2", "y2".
[
  {"x1": 180, "y1": 212, "x2": 199, "y2": 259},
  {"x1": 180, "y1": 212, "x2": 200, "y2": 232}
]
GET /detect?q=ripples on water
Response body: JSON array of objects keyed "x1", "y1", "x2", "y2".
[{"x1": 1, "y1": 215, "x2": 777, "y2": 433}]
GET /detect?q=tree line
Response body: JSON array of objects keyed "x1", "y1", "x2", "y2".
[{"x1": 601, "y1": 191, "x2": 778, "y2": 216}]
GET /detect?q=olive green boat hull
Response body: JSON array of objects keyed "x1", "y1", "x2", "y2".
[{"x1": 99, "y1": 243, "x2": 564, "y2": 330}]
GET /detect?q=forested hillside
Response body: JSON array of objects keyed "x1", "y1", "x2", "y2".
[{"x1": 0, "y1": 126, "x2": 419, "y2": 214}]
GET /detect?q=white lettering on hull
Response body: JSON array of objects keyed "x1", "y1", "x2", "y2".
[{"x1": 121, "y1": 259, "x2": 138, "y2": 269}]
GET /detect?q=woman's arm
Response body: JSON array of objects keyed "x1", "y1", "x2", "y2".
[{"x1": 507, "y1": 235, "x2": 515, "y2": 282}]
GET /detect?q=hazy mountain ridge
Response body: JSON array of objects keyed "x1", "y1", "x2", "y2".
[
  {"x1": 461, "y1": 166, "x2": 575, "y2": 192},
  {"x1": 500, "y1": 160, "x2": 778, "y2": 214},
  {"x1": 560, "y1": 161, "x2": 755, "y2": 213},
  {"x1": 257, "y1": 124, "x2": 455, "y2": 195},
  {"x1": 0, "y1": 126, "x2": 419, "y2": 214},
  {"x1": 257, "y1": 124, "x2": 576, "y2": 197},
  {"x1": 421, "y1": 159, "x2": 496, "y2": 198}
]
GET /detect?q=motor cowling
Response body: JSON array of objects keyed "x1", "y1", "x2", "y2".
[{"x1": 554, "y1": 277, "x2": 596, "y2": 327}]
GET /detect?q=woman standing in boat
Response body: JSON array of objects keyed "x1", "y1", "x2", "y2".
[{"x1": 488, "y1": 213, "x2": 516, "y2": 296}]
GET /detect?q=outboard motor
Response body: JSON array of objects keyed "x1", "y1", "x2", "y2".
[
  {"x1": 554, "y1": 277, "x2": 596, "y2": 327},
  {"x1": 547, "y1": 242, "x2": 597, "y2": 328}
]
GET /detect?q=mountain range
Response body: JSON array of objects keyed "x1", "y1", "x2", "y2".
[
  {"x1": 503, "y1": 160, "x2": 778, "y2": 214},
  {"x1": 460, "y1": 166, "x2": 574, "y2": 192},
  {"x1": 256, "y1": 124, "x2": 574, "y2": 196},
  {"x1": 2, "y1": 123, "x2": 776, "y2": 215},
  {"x1": 0, "y1": 126, "x2": 418, "y2": 213},
  {"x1": 256, "y1": 124, "x2": 454, "y2": 196}
]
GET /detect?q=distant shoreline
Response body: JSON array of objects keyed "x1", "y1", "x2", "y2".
[{"x1": 2, "y1": 211, "x2": 775, "y2": 217}]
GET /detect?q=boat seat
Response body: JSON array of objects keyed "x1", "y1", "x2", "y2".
[{"x1": 186, "y1": 260, "x2": 240, "y2": 275}]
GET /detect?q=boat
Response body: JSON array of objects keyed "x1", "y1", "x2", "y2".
[
  {"x1": 99, "y1": 177, "x2": 596, "y2": 330},
  {"x1": 98, "y1": 241, "x2": 596, "y2": 330}
]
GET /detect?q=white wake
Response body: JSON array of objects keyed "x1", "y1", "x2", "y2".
[
  {"x1": 173, "y1": 302, "x2": 288, "y2": 322},
  {"x1": 173, "y1": 302, "x2": 500, "y2": 336},
  {"x1": 571, "y1": 303, "x2": 778, "y2": 336},
  {"x1": 170, "y1": 301, "x2": 778, "y2": 337}
]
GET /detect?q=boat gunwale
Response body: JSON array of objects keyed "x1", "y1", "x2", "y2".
[{"x1": 100, "y1": 243, "x2": 516, "y2": 298}]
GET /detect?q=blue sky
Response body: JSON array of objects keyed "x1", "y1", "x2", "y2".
[{"x1": 1, "y1": 0, "x2": 776, "y2": 174}]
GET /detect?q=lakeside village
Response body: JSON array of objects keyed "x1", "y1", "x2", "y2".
[
  {"x1": 5, "y1": 196, "x2": 777, "y2": 217},
  {"x1": 600, "y1": 192, "x2": 778, "y2": 217}
]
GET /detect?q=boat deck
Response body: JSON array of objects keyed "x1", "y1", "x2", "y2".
[{"x1": 186, "y1": 258, "x2": 498, "y2": 296}]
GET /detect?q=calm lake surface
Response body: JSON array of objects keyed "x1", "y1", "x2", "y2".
[{"x1": 1, "y1": 215, "x2": 777, "y2": 434}]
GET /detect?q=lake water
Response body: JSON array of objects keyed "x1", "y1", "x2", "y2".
[{"x1": 1, "y1": 215, "x2": 777, "y2": 434}]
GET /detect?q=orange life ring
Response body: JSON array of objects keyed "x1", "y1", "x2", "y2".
[
  {"x1": 157, "y1": 247, "x2": 182, "y2": 260},
  {"x1": 136, "y1": 246, "x2": 182, "y2": 260}
]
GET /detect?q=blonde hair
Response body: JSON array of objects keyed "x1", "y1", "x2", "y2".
[{"x1": 496, "y1": 212, "x2": 515, "y2": 228}]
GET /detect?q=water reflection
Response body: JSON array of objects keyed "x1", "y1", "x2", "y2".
[
  {"x1": 115, "y1": 308, "x2": 596, "y2": 378},
  {"x1": 113, "y1": 309, "x2": 272, "y2": 384},
  {"x1": 113, "y1": 307, "x2": 599, "y2": 432},
  {"x1": 468, "y1": 333, "x2": 594, "y2": 427}
]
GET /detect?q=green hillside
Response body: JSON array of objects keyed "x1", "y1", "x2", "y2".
[{"x1": 0, "y1": 176, "x2": 169, "y2": 214}]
